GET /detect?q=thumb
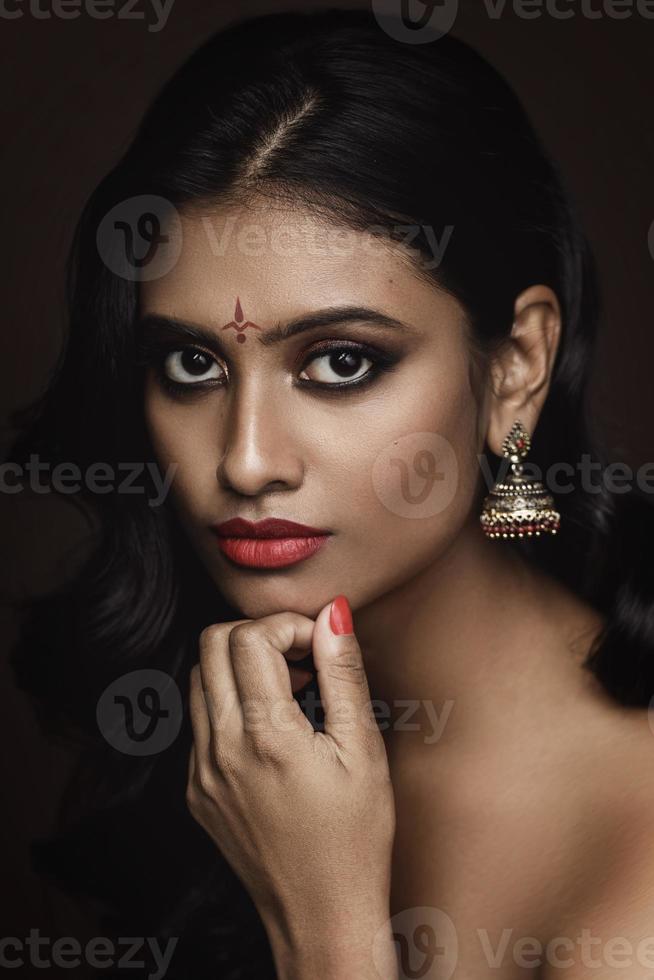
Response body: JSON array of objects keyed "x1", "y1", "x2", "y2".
[{"x1": 312, "y1": 595, "x2": 379, "y2": 751}]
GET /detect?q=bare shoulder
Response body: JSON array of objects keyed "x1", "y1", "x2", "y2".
[
  {"x1": 542, "y1": 707, "x2": 654, "y2": 978},
  {"x1": 388, "y1": 689, "x2": 654, "y2": 977}
]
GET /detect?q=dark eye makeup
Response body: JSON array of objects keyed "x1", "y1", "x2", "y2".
[{"x1": 135, "y1": 335, "x2": 401, "y2": 398}]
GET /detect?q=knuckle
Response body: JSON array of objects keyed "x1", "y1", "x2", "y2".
[
  {"x1": 325, "y1": 651, "x2": 367, "y2": 684},
  {"x1": 229, "y1": 621, "x2": 277, "y2": 657},
  {"x1": 185, "y1": 780, "x2": 201, "y2": 812},
  {"x1": 208, "y1": 736, "x2": 239, "y2": 782},
  {"x1": 243, "y1": 729, "x2": 287, "y2": 769},
  {"x1": 194, "y1": 762, "x2": 217, "y2": 798},
  {"x1": 199, "y1": 623, "x2": 228, "y2": 655}
]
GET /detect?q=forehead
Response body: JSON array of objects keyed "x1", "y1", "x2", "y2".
[{"x1": 140, "y1": 199, "x2": 460, "y2": 330}]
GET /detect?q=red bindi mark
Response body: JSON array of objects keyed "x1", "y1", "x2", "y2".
[{"x1": 221, "y1": 297, "x2": 262, "y2": 344}]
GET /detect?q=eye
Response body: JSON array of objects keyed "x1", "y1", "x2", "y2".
[
  {"x1": 162, "y1": 348, "x2": 225, "y2": 385},
  {"x1": 299, "y1": 345, "x2": 375, "y2": 385}
]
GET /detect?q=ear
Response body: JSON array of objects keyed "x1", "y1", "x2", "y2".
[{"x1": 485, "y1": 285, "x2": 562, "y2": 455}]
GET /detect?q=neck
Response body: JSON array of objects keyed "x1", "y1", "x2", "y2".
[{"x1": 353, "y1": 520, "x2": 607, "y2": 753}]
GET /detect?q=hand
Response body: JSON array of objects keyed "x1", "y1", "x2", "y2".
[{"x1": 186, "y1": 596, "x2": 398, "y2": 978}]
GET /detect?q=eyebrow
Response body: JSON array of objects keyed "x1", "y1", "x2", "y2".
[
  {"x1": 137, "y1": 305, "x2": 416, "y2": 353},
  {"x1": 258, "y1": 306, "x2": 415, "y2": 346}
]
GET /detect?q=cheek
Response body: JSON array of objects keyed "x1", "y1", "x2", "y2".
[
  {"x1": 330, "y1": 356, "x2": 481, "y2": 589},
  {"x1": 143, "y1": 389, "x2": 217, "y2": 518}
]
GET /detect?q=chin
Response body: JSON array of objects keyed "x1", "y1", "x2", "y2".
[{"x1": 217, "y1": 580, "x2": 331, "y2": 622}]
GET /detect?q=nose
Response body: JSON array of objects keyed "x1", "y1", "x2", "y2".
[{"x1": 216, "y1": 377, "x2": 304, "y2": 497}]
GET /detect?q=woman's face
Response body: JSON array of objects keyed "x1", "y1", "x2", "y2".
[{"x1": 140, "y1": 200, "x2": 487, "y2": 619}]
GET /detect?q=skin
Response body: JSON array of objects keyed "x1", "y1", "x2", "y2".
[
  {"x1": 186, "y1": 606, "x2": 398, "y2": 980},
  {"x1": 141, "y1": 199, "x2": 654, "y2": 979}
]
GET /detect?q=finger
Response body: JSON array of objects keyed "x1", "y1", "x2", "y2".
[
  {"x1": 312, "y1": 595, "x2": 379, "y2": 752},
  {"x1": 198, "y1": 620, "x2": 249, "y2": 736},
  {"x1": 199, "y1": 618, "x2": 314, "y2": 736},
  {"x1": 188, "y1": 663, "x2": 212, "y2": 767},
  {"x1": 228, "y1": 613, "x2": 315, "y2": 737}
]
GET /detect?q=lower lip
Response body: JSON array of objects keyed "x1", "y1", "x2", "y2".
[{"x1": 215, "y1": 535, "x2": 330, "y2": 569}]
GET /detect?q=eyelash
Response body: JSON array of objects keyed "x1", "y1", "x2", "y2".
[{"x1": 136, "y1": 338, "x2": 399, "y2": 397}]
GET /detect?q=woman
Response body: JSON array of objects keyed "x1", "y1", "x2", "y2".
[{"x1": 8, "y1": 8, "x2": 654, "y2": 979}]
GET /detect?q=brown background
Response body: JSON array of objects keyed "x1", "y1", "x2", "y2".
[{"x1": 1, "y1": 0, "x2": 653, "y2": 961}]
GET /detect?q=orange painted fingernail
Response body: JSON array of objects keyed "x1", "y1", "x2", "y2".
[{"x1": 329, "y1": 595, "x2": 353, "y2": 635}]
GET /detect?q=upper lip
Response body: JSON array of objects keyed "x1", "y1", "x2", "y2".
[{"x1": 212, "y1": 517, "x2": 331, "y2": 539}]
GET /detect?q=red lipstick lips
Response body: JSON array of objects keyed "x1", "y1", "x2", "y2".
[{"x1": 211, "y1": 518, "x2": 332, "y2": 569}]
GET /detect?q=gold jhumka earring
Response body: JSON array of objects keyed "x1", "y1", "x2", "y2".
[{"x1": 480, "y1": 419, "x2": 561, "y2": 539}]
